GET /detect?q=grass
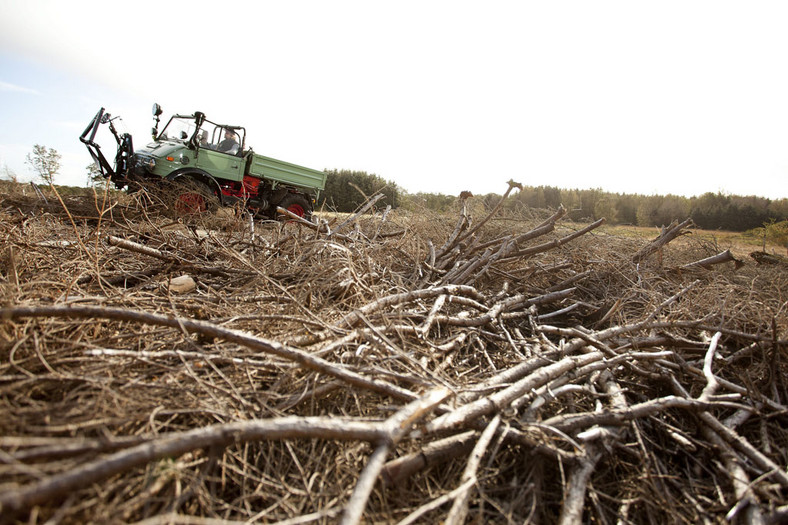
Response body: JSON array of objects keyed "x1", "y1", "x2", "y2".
[{"x1": 597, "y1": 222, "x2": 785, "y2": 259}]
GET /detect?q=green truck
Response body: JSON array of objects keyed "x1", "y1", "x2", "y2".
[{"x1": 80, "y1": 104, "x2": 326, "y2": 220}]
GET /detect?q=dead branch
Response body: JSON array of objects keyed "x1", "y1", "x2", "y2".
[
  {"x1": 0, "y1": 417, "x2": 389, "y2": 517},
  {"x1": 107, "y1": 235, "x2": 233, "y2": 277},
  {"x1": 632, "y1": 217, "x2": 693, "y2": 263},
  {"x1": 444, "y1": 414, "x2": 501, "y2": 525},
  {"x1": 340, "y1": 388, "x2": 450, "y2": 525},
  {"x1": 329, "y1": 194, "x2": 386, "y2": 237},
  {"x1": 681, "y1": 248, "x2": 744, "y2": 270},
  {"x1": 425, "y1": 352, "x2": 607, "y2": 434},
  {"x1": 382, "y1": 431, "x2": 477, "y2": 486},
  {"x1": 503, "y1": 218, "x2": 606, "y2": 260}
]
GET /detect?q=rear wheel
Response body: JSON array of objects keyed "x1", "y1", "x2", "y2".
[{"x1": 278, "y1": 194, "x2": 312, "y2": 221}]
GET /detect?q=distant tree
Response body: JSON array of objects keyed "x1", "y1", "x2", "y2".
[
  {"x1": 576, "y1": 189, "x2": 604, "y2": 221},
  {"x1": 26, "y1": 144, "x2": 61, "y2": 185},
  {"x1": 747, "y1": 219, "x2": 788, "y2": 251},
  {"x1": 513, "y1": 186, "x2": 542, "y2": 208},
  {"x1": 1, "y1": 164, "x2": 19, "y2": 183},
  {"x1": 691, "y1": 192, "x2": 736, "y2": 230},
  {"x1": 615, "y1": 193, "x2": 639, "y2": 225},
  {"x1": 562, "y1": 190, "x2": 583, "y2": 220},
  {"x1": 320, "y1": 169, "x2": 401, "y2": 212},
  {"x1": 593, "y1": 196, "x2": 618, "y2": 223},
  {"x1": 477, "y1": 192, "x2": 501, "y2": 212},
  {"x1": 636, "y1": 196, "x2": 659, "y2": 227},
  {"x1": 727, "y1": 195, "x2": 777, "y2": 231},
  {"x1": 402, "y1": 191, "x2": 456, "y2": 212},
  {"x1": 765, "y1": 220, "x2": 788, "y2": 249},
  {"x1": 542, "y1": 186, "x2": 563, "y2": 208},
  {"x1": 768, "y1": 198, "x2": 788, "y2": 219},
  {"x1": 659, "y1": 195, "x2": 690, "y2": 225},
  {"x1": 86, "y1": 162, "x2": 104, "y2": 186}
]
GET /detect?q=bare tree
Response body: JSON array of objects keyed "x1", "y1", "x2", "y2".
[
  {"x1": 1, "y1": 164, "x2": 19, "y2": 182},
  {"x1": 26, "y1": 144, "x2": 61, "y2": 185},
  {"x1": 86, "y1": 161, "x2": 103, "y2": 187}
]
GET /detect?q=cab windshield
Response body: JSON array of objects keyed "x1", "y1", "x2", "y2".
[
  {"x1": 158, "y1": 116, "x2": 197, "y2": 144},
  {"x1": 158, "y1": 114, "x2": 245, "y2": 154}
]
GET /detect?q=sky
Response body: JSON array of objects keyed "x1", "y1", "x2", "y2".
[{"x1": 1, "y1": 0, "x2": 787, "y2": 200}]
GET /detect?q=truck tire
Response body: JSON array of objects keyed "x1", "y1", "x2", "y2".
[
  {"x1": 278, "y1": 194, "x2": 312, "y2": 221},
  {"x1": 171, "y1": 178, "x2": 218, "y2": 216}
]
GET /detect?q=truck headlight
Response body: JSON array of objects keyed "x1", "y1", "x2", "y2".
[{"x1": 146, "y1": 158, "x2": 156, "y2": 170}]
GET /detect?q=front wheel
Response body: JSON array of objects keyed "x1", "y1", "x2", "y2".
[
  {"x1": 278, "y1": 194, "x2": 312, "y2": 222},
  {"x1": 171, "y1": 178, "x2": 218, "y2": 216}
]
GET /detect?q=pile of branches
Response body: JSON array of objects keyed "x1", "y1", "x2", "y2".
[{"x1": 0, "y1": 181, "x2": 787, "y2": 524}]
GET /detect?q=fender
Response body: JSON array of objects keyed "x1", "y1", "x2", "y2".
[{"x1": 165, "y1": 169, "x2": 223, "y2": 203}]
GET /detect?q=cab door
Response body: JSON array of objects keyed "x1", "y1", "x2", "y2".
[{"x1": 195, "y1": 149, "x2": 244, "y2": 182}]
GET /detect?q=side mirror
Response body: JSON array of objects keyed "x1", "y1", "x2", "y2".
[{"x1": 152, "y1": 103, "x2": 163, "y2": 139}]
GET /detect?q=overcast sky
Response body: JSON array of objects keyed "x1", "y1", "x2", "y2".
[{"x1": 1, "y1": 0, "x2": 787, "y2": 199}]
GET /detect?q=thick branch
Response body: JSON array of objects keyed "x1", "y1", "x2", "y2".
[{"x1": 0, "y1": 417, "x2": 387, "y2": 516}]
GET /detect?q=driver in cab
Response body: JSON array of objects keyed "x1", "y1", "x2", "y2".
[{"x1": 217, "y1": 128, "x2": 239, "y2": 154}]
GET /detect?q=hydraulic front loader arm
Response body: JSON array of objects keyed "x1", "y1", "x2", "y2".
[{"x1": 79, "y1": 108, "x2": 134, "y2": 185}]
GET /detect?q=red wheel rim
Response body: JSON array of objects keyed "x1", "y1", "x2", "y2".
[
  {"x1": 175, "y1": 192, "x2": 206, "y2": 214},
  {"x1": 287, "y1": 203, "x2": 305, "y2": 217}
]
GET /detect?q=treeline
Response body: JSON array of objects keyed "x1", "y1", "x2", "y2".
[
  {"x1": 319, "y1": 170, "x2": 401, "y2": 212},
  {"x1": 320, "y1": 171, "x2": 788, "y2": 232},
  {"x1": 506, "y1": 186, "x2": 788, "y2": 231}
]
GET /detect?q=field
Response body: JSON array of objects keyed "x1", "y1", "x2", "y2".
[
  {"x1": 1, "y1": 181, "x2": 787, "y2": 524},
  {"x1": 597, "y1": 223, "x2": 785, "y2": 260}
]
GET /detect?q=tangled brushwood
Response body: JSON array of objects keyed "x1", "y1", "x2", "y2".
[{"x1": 1, "y1": 180, "x2": 787, "y2": 524}]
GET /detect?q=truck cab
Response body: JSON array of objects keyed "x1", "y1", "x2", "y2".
[{"x1": 132, "y1": 111, "x2": 247, "y2": 186}]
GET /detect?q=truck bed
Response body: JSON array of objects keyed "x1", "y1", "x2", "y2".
[{"x1": 248, "y1": 154, "x2": 326, "y2": 192}]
